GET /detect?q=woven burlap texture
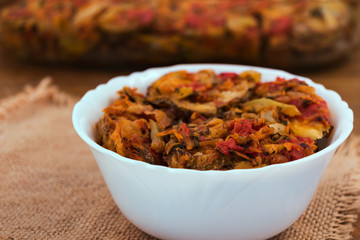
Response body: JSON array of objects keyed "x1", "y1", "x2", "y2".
[{"x1": 0, "y1": 80, "x2": 359, "y2": 240}]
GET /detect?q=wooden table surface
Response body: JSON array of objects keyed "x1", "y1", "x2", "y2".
[{"x1": 0, "y1": 49, "x2": 359, "y2": 238}]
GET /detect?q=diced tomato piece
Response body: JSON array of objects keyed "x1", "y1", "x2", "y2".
[
  {"x1": 289, "y1": 98, "x2": 331, "y2": 124},
  {"x1": 229, "y1": 119, "x2": 255, "y2": 136},
  {"x1": 186, "y1": 82, "x2": 206, "y2": 91},
  {"x1": 179, "y1": 122, "x2": 191, "y2": 136},
  {"x1": 219, "y1": 72, "x2": 238, "y2": 82},
  {"x1": 215, "y1": 138, "x2": 244, "y2": 155},
  {"x1": 291, "y1": 146, "x2": 305, "y2": 160},
  {"x1": 268, "y1": 16, "x2": 292, "y2": 35},
  {"x1": 128, "y1": 9, "x2": 154, "y2": 25},
  {"x1": 280, "y1": 136, "x2": 314, "y2": 161}
]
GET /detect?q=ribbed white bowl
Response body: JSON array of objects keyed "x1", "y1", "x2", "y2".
[{"x1": 72, "y1": 64, "x2": 353, "y2": 240}]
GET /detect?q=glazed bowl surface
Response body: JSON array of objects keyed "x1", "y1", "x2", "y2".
[{"x1": 72, "y1": 64, "x2": 353, "y2": 240}]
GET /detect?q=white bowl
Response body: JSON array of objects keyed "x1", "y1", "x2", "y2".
[{"x1": 72, "y1": 64, "x2": 353, "y2": 240}]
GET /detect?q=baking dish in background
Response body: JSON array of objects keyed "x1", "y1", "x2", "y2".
[{"x1": 0, "y1": 0, "x2": 359, "y2": 69}]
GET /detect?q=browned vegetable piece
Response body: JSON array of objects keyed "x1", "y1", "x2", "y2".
[{"x1": 146, "y1": 69, "x2": 259, "y2": 118}]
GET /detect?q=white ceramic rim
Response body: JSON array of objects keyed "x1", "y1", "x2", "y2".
[{"x1": 72, "y1": 63, "x2": 354, "y2": 175}]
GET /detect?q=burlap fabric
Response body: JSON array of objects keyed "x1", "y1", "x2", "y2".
[{"x1": 1, "y1": 79, "x2": 360, "y2": 240}]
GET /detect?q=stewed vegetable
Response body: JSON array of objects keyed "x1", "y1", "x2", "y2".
[{"x1": 96, "y1": 70, "x2": 332, "y2": 170}]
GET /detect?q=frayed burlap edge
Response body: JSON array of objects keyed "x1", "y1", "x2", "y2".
[{"x1": 0, "y1": 78, "x2": 75, "y2": 121}]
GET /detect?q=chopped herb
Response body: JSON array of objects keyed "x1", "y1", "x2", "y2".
[
  {"x1": 124, "y1": 91, "x2": 135, "y2": 102},
  {"x1": 205, "y1": 126, "x2": 210, "y2": 135},
  {"x1": 270, "y1": 133, "x2": 281, "y2": 141},
  {"x1": 193, "y1": 136, "x2": 200, "y2": 148},
  {"x1": 311, "y1": 7, "x2": 323, "y2": 19},
  {"x1": 302, "y1": 99, "x2": 312, "y2": 108},
  {"x1": 300, "y1": 143, "x2": 308, "y2": 148}
]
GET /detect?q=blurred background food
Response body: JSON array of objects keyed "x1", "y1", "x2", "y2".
[{"x1": 0, "y1": 0, "x2": 359, "y2": 69}]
